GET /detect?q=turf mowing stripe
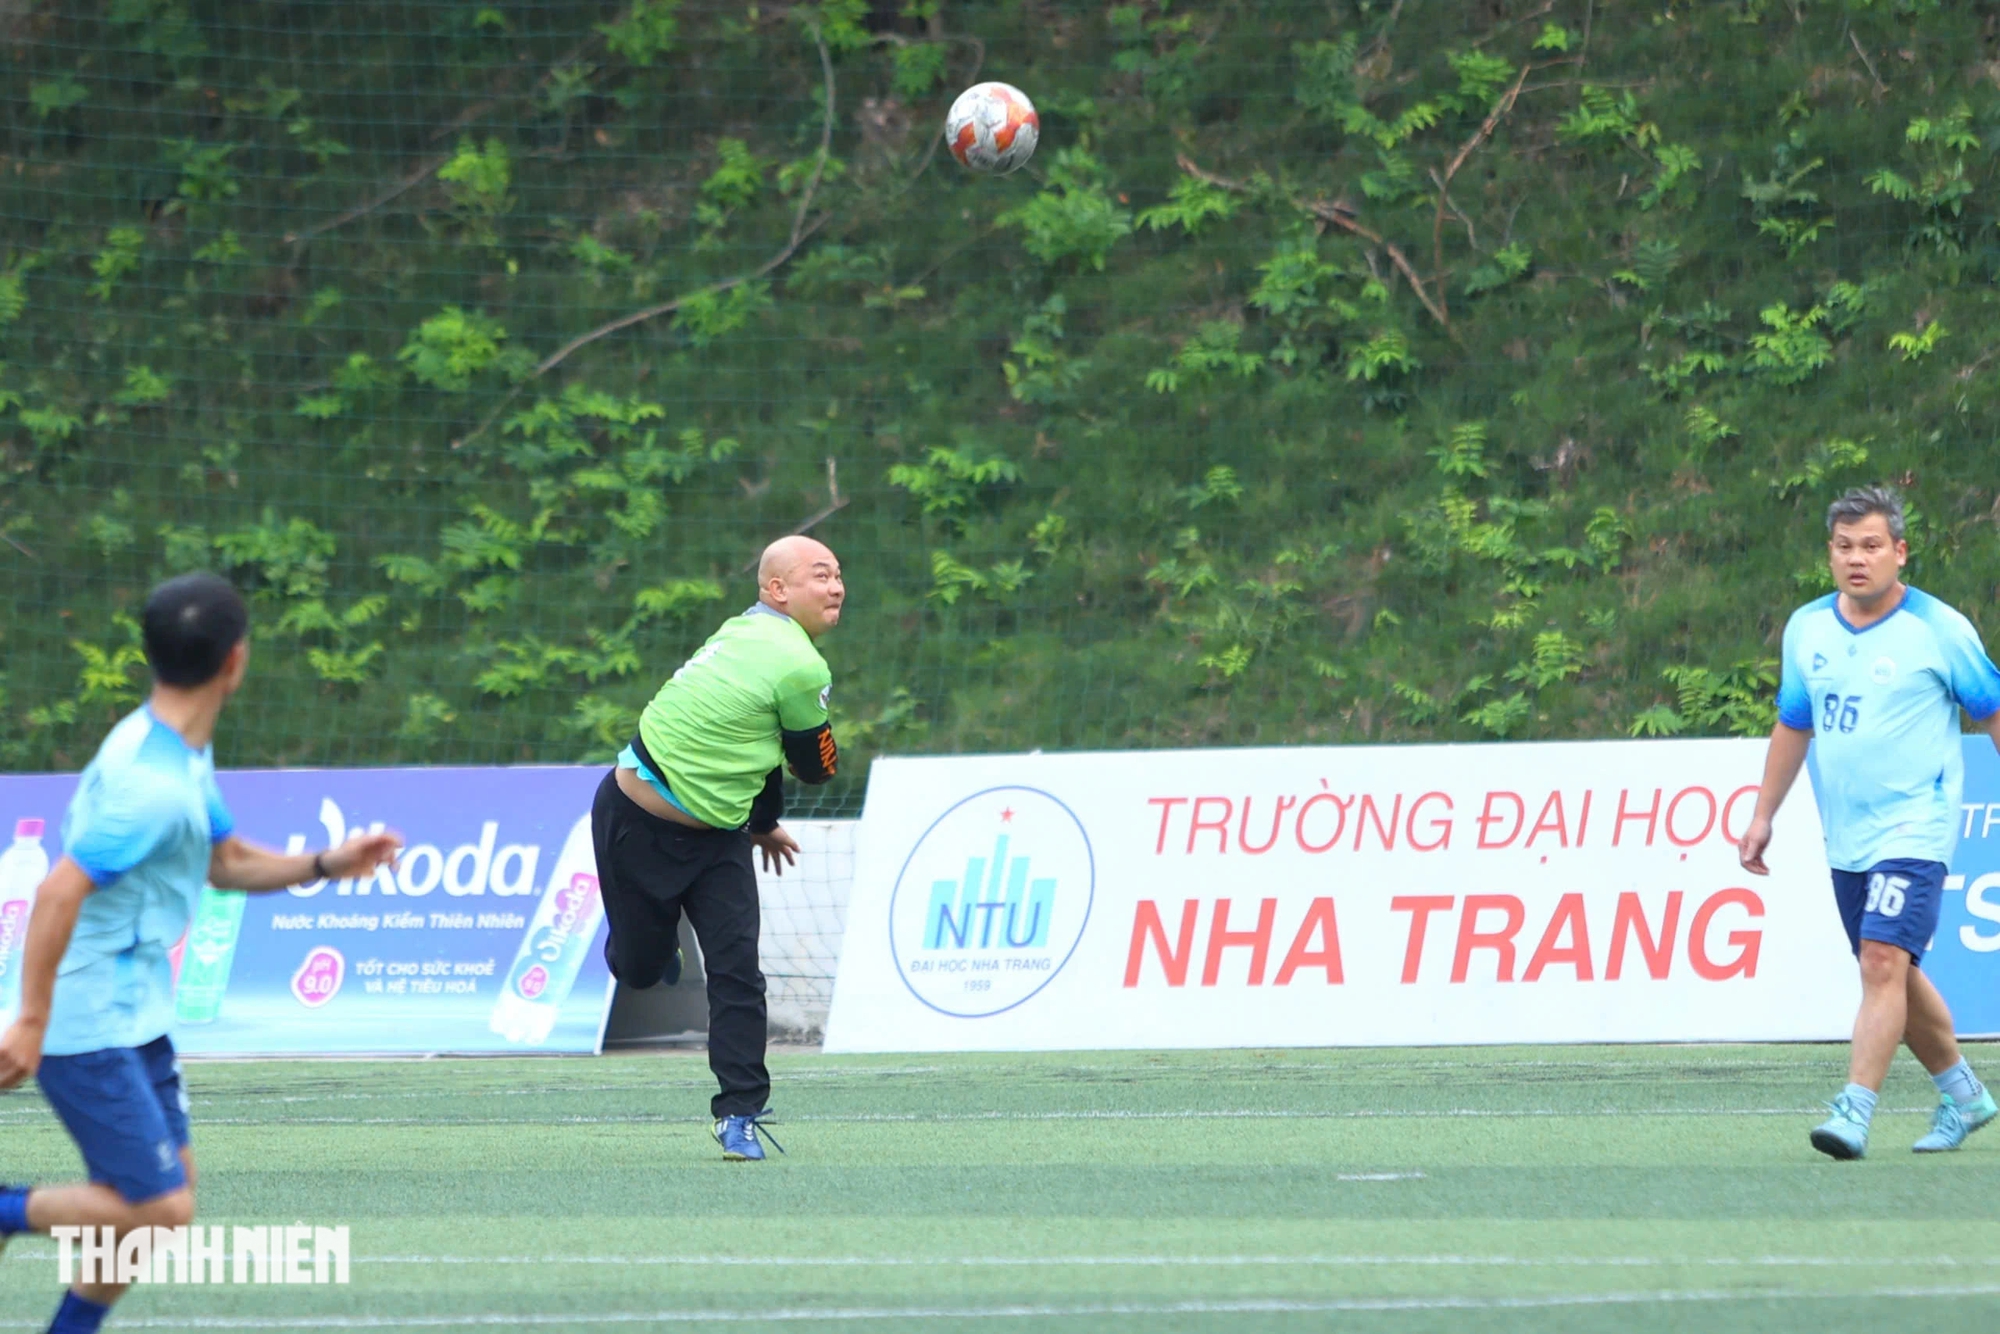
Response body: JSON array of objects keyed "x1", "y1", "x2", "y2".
[{"x1": 8, "y1": 1284, "x2": 2000, "y2": 1328}]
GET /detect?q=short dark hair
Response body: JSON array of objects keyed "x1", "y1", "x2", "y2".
[
  {"x1": 1826, "y1": 485, "x2": 1906, "y2": 541},
  {"x1": 142, "y1": 572, "x2": 249, "y2": 687}
]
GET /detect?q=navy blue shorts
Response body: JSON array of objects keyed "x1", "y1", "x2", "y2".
[
  {"x1": 1830, "y1": 858, "x2": 1946, "y2": 962},
  {"x1": 36, "y1": 1035, "x2": 191, "y2": 1204}
]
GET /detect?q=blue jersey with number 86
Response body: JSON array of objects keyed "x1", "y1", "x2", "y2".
[{"x1": 1777, "y1": 588, "x2": 2000, "y2": 871}]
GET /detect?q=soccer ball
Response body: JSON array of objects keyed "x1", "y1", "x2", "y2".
[{"x1": 944, "y1": 82, "x2": 1039, "y2": 175}]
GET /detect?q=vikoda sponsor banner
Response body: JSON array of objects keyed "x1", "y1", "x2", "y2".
[
  {"x1": 0, "y1": 767, "x2": 613, "y2": 1055},
  {"x1": 825, "y1": 739, "x2": 1864, "y2": 1051}
]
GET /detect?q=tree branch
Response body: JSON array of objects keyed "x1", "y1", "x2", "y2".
[
  {"x1": 1848, "y1": 27, "x2": 1888, "y2": 96},
  {"x1": 285, "y1": 39, "x2": 594, "y2": 247},
  {"x1": 1176, "y1": 154, "x2": 1458, "y2": 340},
  {"x1": 285, "y1": 155, "x2": 446, "y2": 246},
  {"x1": 1429, "y1": 62, "x2": 1533, "y2": 321},
  {"x1": 453, "y1": 34, "x2": 839, "y2": 450},
  {"x1": 739, "y1": 457, "x2": 848, "y2": 571}
]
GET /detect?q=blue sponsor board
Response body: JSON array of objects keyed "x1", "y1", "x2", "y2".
[
  {"x1": 0, "y1": 766, "x2": 613, "y2": 1055},
  {"x1": 1936, "y1": 741, "x2": 2000, "y2": 1036}
]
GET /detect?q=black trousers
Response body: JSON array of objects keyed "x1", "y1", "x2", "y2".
[{"x1": 590, "y1": 770, "x2": 770, "y2": 1118}]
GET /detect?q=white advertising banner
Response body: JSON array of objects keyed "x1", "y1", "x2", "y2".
[{"x1": 823, "y1": 739, "x2": 1859, "y2": 1052}]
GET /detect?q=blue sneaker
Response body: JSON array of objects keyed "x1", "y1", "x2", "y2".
[
  {"x1": 1913, "y1": 1090, "x2": 1999, "y2": 1153},
  {"x1": 712, "y1": 1110, "x2": 785, "y2": 1162},
  {"x1": 1810, "y1": 1094, "x2": 1870, "y2": 1160}
]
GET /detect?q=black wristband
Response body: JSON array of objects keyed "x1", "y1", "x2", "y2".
[{"x1": 313, "y1": 851, "x2": 328, "y2": 880}]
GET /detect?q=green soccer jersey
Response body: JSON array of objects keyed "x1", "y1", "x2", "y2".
[{"x1": 637, "y1": 604, "x2": 832, "y2": 828}]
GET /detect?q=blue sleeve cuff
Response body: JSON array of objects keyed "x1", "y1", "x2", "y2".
[
  {"x1": 68, "y1": 851, "x2": 124, "y2": 887},
  {"x1": 1776, "y1": 686, "x2": 1813, "y2": 731}
]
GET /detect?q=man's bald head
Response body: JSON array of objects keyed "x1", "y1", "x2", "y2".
[
  {"x1": 758, "y1": 535, "x2": 835, "y2": 587},
  {"x1": 757, "y1": 536, "x2": 844, "y2": 639}
]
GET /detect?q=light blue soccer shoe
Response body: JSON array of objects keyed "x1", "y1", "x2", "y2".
[
  {"x1": 713, "y1": 1110, "x2": 786, "y2": 1162},
  {"x1": 1913, "y1": 1089, "x2": 1998, "y2": 1153},
  {"x1": 1810, "y1": 1093, "x2": 1871, "y2": 1161}
]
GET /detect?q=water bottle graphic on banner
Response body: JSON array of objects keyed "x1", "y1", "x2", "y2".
[
  {"x1": 0, "y1": 819, "x2": 50, "y2": 1021},
  {"x1": 175, "y1": 884, "x2": 248, "y2": 1025},
  {"x1": 490, "y1": 814, "x2": 602, "y2": 1046}
]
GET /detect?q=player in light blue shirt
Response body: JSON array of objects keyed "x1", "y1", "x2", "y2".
[
  {"x1": 1740, "y1": 487, "x2": 2000, "y2": 1160},
  {"x1": 0, "y1": 574, "x2": 400, "y2": 1334}
]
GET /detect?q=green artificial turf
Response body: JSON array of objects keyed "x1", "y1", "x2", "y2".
[{"x1": 3, "y1": 1045, "x2": 1998, "y2": 1331}]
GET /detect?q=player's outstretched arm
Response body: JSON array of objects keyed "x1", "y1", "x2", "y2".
[
  {"x1": 1738, "y1": 722, "x2": 1812, "y2": 876},
  {"x1": 0, "y1": 856, "x2": 94, "y2": 1088},
  {"x1": 209, "y1": 832, "x2": 403, "y2": 892}
]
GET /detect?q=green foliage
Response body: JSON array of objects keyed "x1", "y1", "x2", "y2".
[
  {"x1": 696, "y1": 139, "x2": 772, "y2": 234},
  {"x1": 672, "y1": 282, "x2": 773, "y2": 346},
  {"x1": 112, "y1": 366, "x2": 171, "y2": 407},
  {"x1": 1426, "y1": 422, "x2": 1490, "y2": 480},
  {"x1": 1292, "y1": 35, "x2": 1360, "y2": 128},
  {"x1": 1613, "y1": 238, "x2": 1682, "y2": 293},
  {"x1": 597, "y1": 0, "x2": 681, "y2": 66},
  {"x1": 71, "y1": 620, "x2": 149, "y2": 710},
  {"x1": 1640, "y1": 661, "x2": 1779, "y2": 738},
  {"x1": 1889, "y1": 320, "x2": 1947, "y2": 362},
  {"x1": 0, "y1": 272, "x2": 25, "y2": 327},
  {"x1": 795, "y1": 0, "x2": 872, "y2": 52},
  {"x1": 1145, "y1": 322, "x2": 1262, "y2": 395},
  {"x1": 87, "y1": 227, "x2": 145, "y2": 302},
  {"x1": 163, "y1": 139, "x2": 242, "y2": 208},
  {"x1": 1743, "y1": 147, "x2": 1832, "y2": 256},
  {"x1": 437, "y1": 138, "x2": 513, "y2": 239},
  {"x1": 397, "y1": 307, "x2": 528, "y2": 391},
  {"x1": 29, "y1": 76, "x2": 88, "y2": 120},
  {"x1": 890, "y1": 43, "x2": 948, "y2": 98},
  {"x1": 1742, "y1": 303, "x2": 1832, "y2": 386},
  {"x1": 213, "y1": 511, "x2": 336, "y2": 599},
  {"x1": 14, "y1": 1, "x2": 2000, "y2": 791},
  {"x1": 997, "y1": 150, "x2": 1134, "y2": 271},
  {"x1": 1462, "y1": 243, "x2": 1532, "y2": 298},
  {"x1": 1866, "y1": 104, "x2": 1984, "y2": 255},
  {"x1": 1770, "y1": 437, "x2": 1869, "y2": 500},
  {"x1": 1559, "y1": 87, "x2": 1654, "y2": 148},
  {"x1": 927, "y1": 550, "x2": 1034, "y2": 606},
  {"x1": 1683, "y1": 405, "x2": 1738, "y2": 459},
  {"x1": 1638, "y1": 143, "x2": 1702, "y2": 211},
  {"x1": 107, "y1": 0, "x2": 206, "y2": 69},
  {"x1": 1003, "y1": 297, "x2": 1089, "y2": 406},
  {"x1": 1138, "y1": 178, "x2": 1239, "y2": 235},
  {"x1": 888, "y1": 446, "x2": 1020, "y2": 529}
]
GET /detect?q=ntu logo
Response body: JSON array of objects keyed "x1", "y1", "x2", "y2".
[{"x1": 888, "y1": 786, "x2": 1093, "y2": 1017}]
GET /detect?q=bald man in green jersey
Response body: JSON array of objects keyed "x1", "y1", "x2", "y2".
[{"x1": 591, "y1": 536, "x2": 842, "y2": 1161}]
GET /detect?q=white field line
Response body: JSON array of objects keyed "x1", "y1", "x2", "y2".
[
  {"x1": 8, "y1": 1249, "x2": 1998, "y2": 1270},
  {"x1": 338, "y1": 1253, "x2": 2000, "y2": 1270},
  {"x1": 0, "y1": 1104, "x2": 1930, "y2": 1126},
  {"x1": 0, "y1": 1057, "x2": 1840, "y2": 1112},
  {"x1": 2, "y1": 1285, "x2": 1998, "y2": 1328}
]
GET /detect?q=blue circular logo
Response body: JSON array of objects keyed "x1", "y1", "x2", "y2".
[{"x1": 887, "y1": 786, "x2": 1094, "y2": 1018}]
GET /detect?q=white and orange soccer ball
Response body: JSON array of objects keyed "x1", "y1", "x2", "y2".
[{"x1": 944, "y1": 82, "x2": 1039, "y2": 175}]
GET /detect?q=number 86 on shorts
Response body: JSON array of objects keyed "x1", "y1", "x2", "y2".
[{"x1": 1864, "y1": 872, "x2": 1909, "y2": 918}]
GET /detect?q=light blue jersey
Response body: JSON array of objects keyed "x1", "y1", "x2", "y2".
[
  {"x1": 1777, "y1": 588, "x2": 2000, "y2": 871},
  {"x1": 47, "y1": 706, "x2": 234, "y2": 1056}
]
